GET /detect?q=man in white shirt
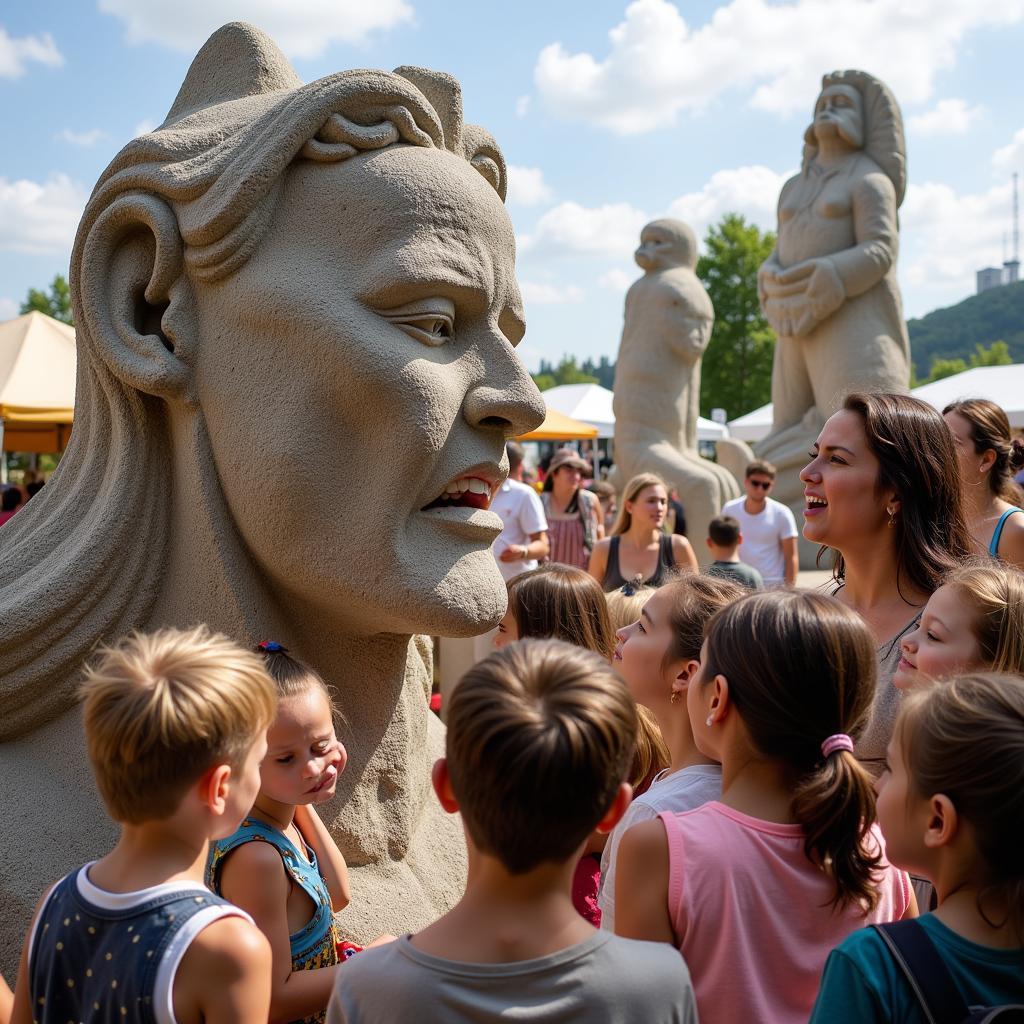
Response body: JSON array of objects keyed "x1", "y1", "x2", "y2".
[
  {"x1": 721, "y1": 459, "x2": 798, "y2": 587},
  {"x1": 491, "y1": 442, "x2": 549, "y2": 583}
]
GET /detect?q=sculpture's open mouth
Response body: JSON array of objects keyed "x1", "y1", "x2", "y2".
[{"x1": 422, "y1": 476, "x2": 496, "y2": 513}]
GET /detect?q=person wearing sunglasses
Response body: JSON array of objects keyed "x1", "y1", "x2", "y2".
[{"x1": 720, "y1": 460, "x2": 799, "y2": 587}]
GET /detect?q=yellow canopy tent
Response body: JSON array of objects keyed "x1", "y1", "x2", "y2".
[
  {"x1": 0, "y1": 311, "x2": 76, "y2": 454},
  {"x1": 517, "y1": 406, "x2": 599, "y2": 442}
]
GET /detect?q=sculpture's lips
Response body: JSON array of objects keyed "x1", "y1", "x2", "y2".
[{"x1": 421, "y1": 474, "x2": 499, "y2": 513}]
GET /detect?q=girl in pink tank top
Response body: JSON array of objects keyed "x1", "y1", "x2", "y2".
[{"x1": 615, "y1": 590, "x2": 914, "y2": 1024}]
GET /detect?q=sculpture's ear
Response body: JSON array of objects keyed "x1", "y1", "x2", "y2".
[{"x1": 77, "y1": 192, "x2": 196, "y2": 402}]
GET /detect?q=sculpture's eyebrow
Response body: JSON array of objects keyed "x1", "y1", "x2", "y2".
[
  {"x1": 499, "y1": 304, "x2": 526, "y2": 347},
  {"x1": 357, "y1": 270, "x2": 490, "y2": 312}
]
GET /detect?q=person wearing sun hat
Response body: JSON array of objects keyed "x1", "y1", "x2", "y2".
[{"x1": 540, "y1": 448, "x2": 602, "y2": 570}]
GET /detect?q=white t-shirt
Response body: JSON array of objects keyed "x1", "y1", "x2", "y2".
[
  {"x1": 598, "y1": 763, "x2": 722, "y2": 932},
  {"x1": 491, "y1": 479, "x2": 548, "y2": 582},
  {"x1": 721, "y1": 496, "x2": 798, "y2": 585}
]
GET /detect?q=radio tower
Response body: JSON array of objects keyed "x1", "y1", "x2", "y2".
[{"x1": 1006, "y1": 173, "x2": 1021, "y2": 285}]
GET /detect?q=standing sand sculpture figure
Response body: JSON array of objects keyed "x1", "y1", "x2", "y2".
[
  {"x1": 0, "y1": 22, "x2": 544, "y2": 969},
  {"x1": 758, "y1": 69, "x2": 910, "y2": 545},
  {"x1": 612, "y1": 219, "x2": 740, "y2": 565}
]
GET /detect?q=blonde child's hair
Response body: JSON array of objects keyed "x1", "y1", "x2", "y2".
[
  {"x1": 604, "y1": 584, "x2": 658, "y2": 633},
  {"x1": 897, "y1": 673, "x2": 1024, "y2": 939},
  {"x1": 631, "y1": 704, "x2": 670, "y2": 796},
  {"x1": 81, "y1": 625, "x2": 277, "y2": 824},
  {"x1": 944, "y1": 562, "x2": 1024, "y2": 675},
  {"x1": 609, "y1": 473, "x2": 667, "y2": 536}
]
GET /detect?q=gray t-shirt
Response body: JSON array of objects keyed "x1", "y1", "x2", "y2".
[
  {"x1": 599, "y1": 764, "x2": 722, "y2": 932},
  {"x1": 705, "y1": 560, "x2": 764, "y2": 590},
  {"x1": 327, "y1": 931, "x2": 697, "y2": 1024}
]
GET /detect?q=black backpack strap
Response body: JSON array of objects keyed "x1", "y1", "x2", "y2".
[{"x1": 872, "y1": 921, "x2": 970, "y2": 1024}]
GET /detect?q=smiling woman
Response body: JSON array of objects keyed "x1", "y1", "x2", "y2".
[
  {"x1": 799, "y1": 392, "x2": 972, "y2": 773},
  {"x1": 0, "y1": 20, "x2": 544, "y2": 957}
]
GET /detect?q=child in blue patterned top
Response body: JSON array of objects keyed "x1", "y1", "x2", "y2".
[{"x1": 208, "y1": 642, "x2": 355, "y2": 1024}]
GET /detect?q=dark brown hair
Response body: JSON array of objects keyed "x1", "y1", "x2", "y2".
[
  {"x1": 745, "y1": 459, "x2": 777, "y2": 480},
  {"x1": 507, "y1": 564, "x2": 616, "y2": 661},
  {"x1": 831, "y1": 393, "x2": 973, "y2": 598},
  {"x1": 661, "y1": 571, "x2": 746, "y2": 667},
  {"x1": 898, "y1": 673, "x2": 1024, "y2": 940},
  {"x1": 701, "y1": 590, "x2": 882, "y2": 910},
  {"x1": 255, "y1": 642, "x2": 341, "y2": 720},
  {"x1": 708, "y1": 515, "x2": 741, "y2": 547},
  {"x1": 446, "y1": 639, "x2": 637, "y2": 873},
  {"x1": 943, "y1": 398, "x2": 1024, "y2": 504}
]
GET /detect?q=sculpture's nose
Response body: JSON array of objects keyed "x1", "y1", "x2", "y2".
[{"x1": 463, "y1": 344, "x2": 545, "y2": 438}]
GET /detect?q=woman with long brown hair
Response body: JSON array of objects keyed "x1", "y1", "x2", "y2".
[
  {"x1": 943, "y1": 398, "x2": 1024, "y2": 569},
  {"x1": 799, "y1": 392, "x2": 973, "y2": 773}
]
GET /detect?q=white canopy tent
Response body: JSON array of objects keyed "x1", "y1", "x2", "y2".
[
  {"x1": 726, "y1": 363, "x2": 1024, "y2": 443},
  {"x1": 541, "y1": 383, "x2": 729, "y2": 440},
  {"x1": 911, "y1": 364, "x2": 1024, "y2": 427}
]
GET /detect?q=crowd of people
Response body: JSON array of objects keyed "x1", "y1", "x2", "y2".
[{"x1": 3, "y1": 390, "x2": 1024, "y2": 1023}]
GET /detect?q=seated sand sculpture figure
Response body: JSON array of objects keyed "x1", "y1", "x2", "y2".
[
  {"x1": 612, "y1": 219, "x2": 739, "y2": 564},
  {"x1": 0, "y1": 22, "x2": 544, "y2": 968},
  {"x1": 757, "y1": 70, "x2": 910, "y2": 533}
]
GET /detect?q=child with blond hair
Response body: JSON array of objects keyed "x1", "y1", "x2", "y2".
[
  {"x1": 327, "y1": 639, "x2": 697, "y2": 1024},
  {"x1": 894, "y1": 561, "x2": 1024, "y2": 689},
  {"x1": 10, "y1": 626, "x2": 276, "y2": 1024}
]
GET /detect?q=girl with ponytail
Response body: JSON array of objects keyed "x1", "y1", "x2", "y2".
[{"x1": 615, "y1": 590, "x2": 914, "y2": 1024}]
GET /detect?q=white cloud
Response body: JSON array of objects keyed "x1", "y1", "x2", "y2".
[
  {"x1": 133, "y1": 118, "x2": 158, "y2": 137},
  {"x1": 515, "y1": 95, "x2": 530, "y2": 118},
  {"x1": 0, "y1": 297, "x2": 18, "y2": 321},
  {"x1": 668, "y1": 165, "x2": 789, "y2": 242},
  {"x1": 519, "y1": 201, "x2": 649, "y2": 257},
  {"x1": 0, "y1": 174, "x2": 88, "y2": 255},
  {"x1": 520, "y1": 281, "x2": 585, "y2": 305},
  {"x1": 598, "y1": 268, "x2": 635, "y2": 292},
  {"x1": 907, "y1": 98, "x2": 983, "y2": 138},
  {"x1": 993, "y1": 128, "x2": 1024, "y2": 176},
  {"x1": 56, "y1": 128, "x2": 108, "y2": 147},
  {"x1": 0, "y1": 26, "x2": 63, "y2": 78},
  {"x1": 98, "y1": 0, "x2": 414, "y2": 58},
  {"x1": 507, "y1": 165, "x2": 554, "y2": 207},
  {"x1": 899, "y1": 178, "x2": 1013, "y2": 314},
  {"x1": 534, "y1": 0, "x2": 1024, "y2": 134}
]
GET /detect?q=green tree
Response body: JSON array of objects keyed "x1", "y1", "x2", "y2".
[
  {"x1": 531, "y1": 355, "x2": 598, "y2": 391},
  {"x1": 696, "y1": 214, "x2": 776, "y2": 420},
  {"x1": 913, "y1": 339, "x2": 1012, "y2": 385},
  {"x1": 20, "y1": 274, "x2": 73, "y2": 325}
]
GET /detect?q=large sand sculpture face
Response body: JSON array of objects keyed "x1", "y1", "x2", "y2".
[
  {"x1": 0, "y1": 22, "x2": 545, "y2": 967},
  {"x1": 195, "y1": 146, "x2": 532, "y2": 636}
]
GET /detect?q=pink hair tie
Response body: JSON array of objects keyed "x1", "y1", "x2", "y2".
[{"x1": 821, "y1": 733, "x2": 854, "y2": 758}]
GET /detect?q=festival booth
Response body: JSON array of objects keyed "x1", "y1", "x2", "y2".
[
  {"x1": 0, "y1": 312, "x2": 76, "y2": 460},
  {"x1": 517, "y1": 406, "x2": 598, "y2": 442}
]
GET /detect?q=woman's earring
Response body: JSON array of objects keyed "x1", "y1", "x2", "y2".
[
  {"x1": 670, "y1": 691, "x2": 680, "y2": 705},
  {"x1": 887, "y1": 507, "x2": 895, "y2": 528},
  {"x1": 705, "y1": 713, "x2": 714, "y2": 727}
]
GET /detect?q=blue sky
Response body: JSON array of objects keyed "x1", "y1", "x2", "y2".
[{"x1": 3, "y1": 0, "x2": 1024, "y2": 372}]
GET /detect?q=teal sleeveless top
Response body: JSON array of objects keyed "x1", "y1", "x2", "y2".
[
  {"x1": 989, "y1": 507, "x2": 1023, "y2": 557},
  {"x1": 207, "y1": 817, "x2": 339, "y2": 1024}
]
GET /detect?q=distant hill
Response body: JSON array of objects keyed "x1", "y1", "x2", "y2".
[{"x1": 908, "y1": 280, "x2": 1024, "y2": 378}]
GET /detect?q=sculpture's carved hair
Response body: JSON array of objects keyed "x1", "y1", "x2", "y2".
[
  {"x1": 802, "y1": 69, "x2": 906, "y2": 207},
  {"x1": 0, "y1": 23, "x2": 508, "y2": 740}
]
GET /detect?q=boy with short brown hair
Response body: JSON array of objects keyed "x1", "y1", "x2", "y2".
[
  {"x1": 328, "y1": 639, "x2": 697, "y2": 1024},
  {"x1": 11, "y1": 626, "x2": 277, "y2": 1024}
]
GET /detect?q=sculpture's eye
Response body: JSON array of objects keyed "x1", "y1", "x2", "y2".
[
  {"x1": 400, "y1": 315, "x2": 454, "y2": 346},
  {"x1": 380, "y1": 298, "x2": 456, "y2": 348}
]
